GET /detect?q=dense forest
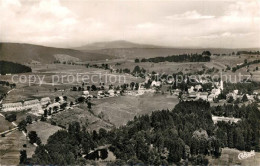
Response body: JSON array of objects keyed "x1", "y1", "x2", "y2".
[
  {"x1": 0, "y1": 61, "x2": 32, "y2": 75},
  {"x1": 222, "y1": 82, "x2": 259, "y2": 95},
  {"x1": 237, "y1": 51, "x2": 260, "y2": 55},
  {"x1": 211, "y1": 103, "x2": 258, "y2": 118},
  {"x1": 23, "y1": 100, "x2": 260, "y2": 165},
  {"x1": 137, "y1": 53, "x2": 211, "y2": 63}
]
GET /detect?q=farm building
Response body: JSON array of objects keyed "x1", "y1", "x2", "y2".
[
  {"x1": 151, "y1": 81, "x2": 161, "y2": 87},
  {"x1": 24, "y1": 99, "x2": 40, "y2": 109},
  {"x1": 1, "y1": 102, "x2": 23, "y2": 111},
  {"x1": 197, "y1": 92, "x2": 208, "y2": 100},
  {"x1": 40, "y1": 97, "x2": 51, "y2": 106},
  {"x1": 208, "y1": 94, "x2": 215, "y2": 102},
  {"x1": 108, "y1": 89, "x2": 115, "y2": 97},
  {"x1": 188, "y1": 86, "x2": 195, "y2": 93},
  {"x1": 47, "y1": 102, "x2": 60, "y2": 110},
  {"x1": 82, "y1": 91, "x2": 90, "y2": 95}
]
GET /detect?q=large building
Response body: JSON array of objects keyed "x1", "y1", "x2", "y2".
[
  {"x1": 1, "y1": 102, "x2": 23, "y2": 112},
  {"x1": 24, "y1": 99, "x2": 40, "y2": 109},
  {"x1": 1, "y1": 97, "x2": 52, "y2": 112},
  {"x1": 41, "y1": 97, "x2": 51, "y2": 106}
]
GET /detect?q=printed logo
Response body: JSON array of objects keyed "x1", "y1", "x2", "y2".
[{"x1": 238, "y1": 150, "x2": 255, "y2": 160}]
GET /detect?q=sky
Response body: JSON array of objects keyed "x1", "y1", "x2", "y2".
[{"x1": 0, "y1": 0, "x2": 260, "y2": 48}]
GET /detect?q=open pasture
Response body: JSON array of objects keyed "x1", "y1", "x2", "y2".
[
  {"x1": 0, "y1": 86, "x2": 10, "y2": 95},
  {"x1": 0, "y1": 130, "x2": 26, "y2": 165},
  {"x1": 0, "y1": 116, "x2": 15, "y2": 133},
  {"x1": 48, "y1": 93, "x2": 179, "y2": 130},
  {"x1": 113, "y1": 61, "x2": 205, "y2": 74},
  {"x1": 49, "y1": 106, "x2": 114, "y2": 131},
  {"x1": 26, "y1": 121, "x2": 62, "y2": 145},
  {"x1": 92, "y1": 93, "x2": 179, "y2": 126}
]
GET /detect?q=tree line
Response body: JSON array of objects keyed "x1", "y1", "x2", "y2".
[
  {"x1": 0, "y1": 61, "x2": 32, "y2": 74},
  {"x1": 135, "y1": 53, "x2": 211, "y2": 63},
  {"x1": 232, "y1": 59, "x2": 260, "y2": 72}
]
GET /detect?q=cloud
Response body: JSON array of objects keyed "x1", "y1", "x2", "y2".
[
  {"x1": 166, "y1": 10, "x2": 215, "y2": 20},
  {"x1": 1, "y1": 0, "x2": 21, "y2": 7},
  {"x1": 221, "y1": 1, "x2": 260, "y2": 24},
  {"x1": 194, "y1": 32, "x2": 254, "y2": 39},
  {"x1": 0, "y1": 0, "x2": 78, "y2": 44},
  {"x1": 0, "y1": 0, "x2": 259, "y2": 48},
  {"x1": 136, "y1": 22, "x2": 155, "y2": 29}
]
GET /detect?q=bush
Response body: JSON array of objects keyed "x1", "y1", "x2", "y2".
[{"x1": 5, "y1": 113, "x2": 16, "y2": 122}]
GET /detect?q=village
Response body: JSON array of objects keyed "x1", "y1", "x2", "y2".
[{"x1": 1, "y1": 66, "x2": 260, "y2": 127}]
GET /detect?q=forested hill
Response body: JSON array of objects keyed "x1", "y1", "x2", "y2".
[
  {"x1": 139, "y1": 52, "x2": 211, "y2": 63},
  {"x1": 27, "y1": 100, "x2": 260, "y2": 165},
  {"x1": 0, "y1": 61, "x2": 32, "y2": 75},
  {"x1": 0, "y1": 43, "x2": 113, "y2": 64}
]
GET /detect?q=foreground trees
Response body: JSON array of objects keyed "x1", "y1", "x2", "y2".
[{"x1": 28, "y1": 101, "x2": 260, "y2": 165}]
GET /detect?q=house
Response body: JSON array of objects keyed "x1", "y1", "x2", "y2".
[
  {"x1": 212, "y1": 115, "x2": 241, "y2": 124},
  {"x1": 151, "y1": 81, "x2": 161, "y2": 87},
  {"x1": 188, "y1": 86, "x2": 195, "y2": 94},
  {"x1": 137, "y1": 89, "x2": 145, "y2": 95},
  {"x1": 97, "y1": 91, "x2": 105, "y2": 98},
  {"x1": 108, "y1": 89, "x2": 115, "y2": 97},
  {"x1": 188, "y1": 92, "x2": 197, "y2": 99},
  {"x1": 233, "y1": 90, "x2": 239, "y2": 95},
  {"x1": 194, "y1": 85, "x2": 202, "y2": 91},
  {"x1": 40, "y1": 97, "x2": 51, "y2": 106},
  {"x1": 24, "y1": 99, "x2": 40, "y2": 109},
  {"x1": 1, "y1": 102, "x2": 23, "y2": 112},
  {"x1": 246, "y1": 94, "x2": 255, "y2": 101},
  {"x1": 211, "y1": 88, "x2": 221, "y2": 97},
  {"x1": 30, "y1": 104, "x2": 44, "y2": 116},
  {"x1": 226, "y1": 90, "x2": 240, "y2": 100},
  {"x1": 82, "y1": 91, "x2": 90, "y2": 95},
  {"x1": 31, "y1": 60, "x2": 41, "y2": 65},
  {"x1": 173, "y1": 89, "x2": 181, "y2": 96},
  {"x1": 208, "y1": 94, "x2": 215, "y2": 102},
  {"x1": 197, "y1": 92, "x2": 208, "y2": 100},
  {"x1": 54, "y1": 96, "x2": 64, "y2": 103},
  {"x1": 125, "y1": 90, "x2": 136, "y2": 96},
  {"x1": 47, "y1": 102, "x2": 60, "y2": 110},
  {"x1": 144, "y1": 76, "x2": 150, "y2": 83},
  {"x1": 138, "y1": 83, "x2": 146, "y2": 90},
  {"x1": 167, "y1": 78, "x2": 174, "y2": 84}
]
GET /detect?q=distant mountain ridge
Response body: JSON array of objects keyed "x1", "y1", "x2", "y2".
[
  {"x1": 74, "y1": 40, "x2": 260, "y2": 60},
  {"x1": 0, "y1": 43, "x2": 113, "y2": 64},
  {"x1": 75, "y1": 40, "x2": 163, "y2": 51},
  {"x1": 1, "y1": 42, "x2": 259, "y2": 63}
]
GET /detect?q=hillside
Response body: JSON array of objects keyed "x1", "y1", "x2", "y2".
[
  {"x1": 76, "y1": 41, "x2": 260, "y2": 59},
  {"x1": 0, "y1": 43, "x2": 114, "y2": 64},
  {"x1": 75, "y1": 40, "x2": 162, "y2": 51}
]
